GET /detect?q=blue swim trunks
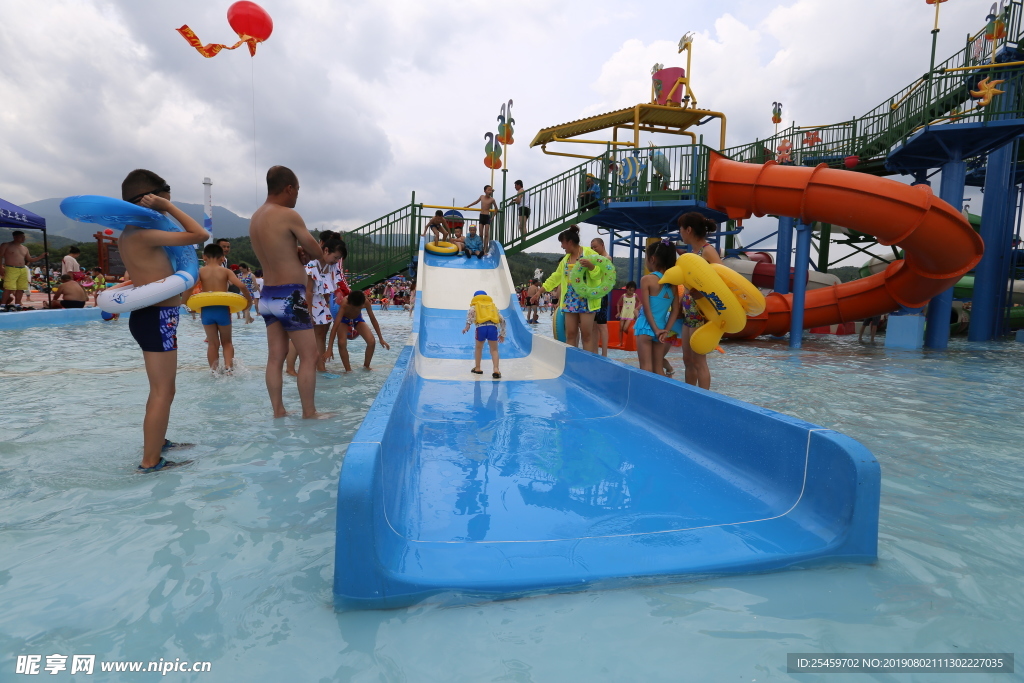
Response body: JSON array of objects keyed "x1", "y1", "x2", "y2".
[
  {"x1": 200, "y1": 305, "x2": 231, "y2": 326},
  {"x1": 476, "y1": 324, "x2": 499, "y2": 342},
  {"x1": 260, "y1": 284, "x2": 312, "y2": 332},
  {"x1": 340, "y1": 314, "x2": 365, "y2": 340},
  {"x1": 129, "y1": 305, "x2": 180, "y2": 353}
]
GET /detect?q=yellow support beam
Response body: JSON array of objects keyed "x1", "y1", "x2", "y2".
[
  {"x1": 551, "y1": 136, "x2": 636, "y2": 146},
  {"x1": 421, "y1": 204, "x2": 496, "y2": 214}
]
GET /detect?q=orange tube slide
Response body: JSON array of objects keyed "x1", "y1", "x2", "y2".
[{"x1": 706, "y1": 151, "x2": 984, "y2": 338}]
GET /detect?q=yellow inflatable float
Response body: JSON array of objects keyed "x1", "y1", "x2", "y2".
[
  {"x1": 660, "y1": 254, "x2": 766, "y2": 355},
  {"x1": 425, "y1": 241, "x2": 459, "y2": 256},
  {"x1": 186, "y1": 291, "x2": 249, "y2": 313}
]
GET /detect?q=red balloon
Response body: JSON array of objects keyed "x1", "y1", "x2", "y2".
[
  {"x1": 104, "y1": 228, "x2": 114, "y2": 235},
  {"x1": 227, "y1": 1, "x2": 273, "y2": 42},
  {"x1": 844, "y1": 155, "x2": 860, "y2": 170}
]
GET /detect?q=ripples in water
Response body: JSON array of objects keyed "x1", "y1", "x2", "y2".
[{"x1": 1, "y1": 314, "x2": 1022, "y2": 681}]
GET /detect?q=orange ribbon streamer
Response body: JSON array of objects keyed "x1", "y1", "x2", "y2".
[{"x1": 176, "y1": 25, "x2": 259, "y2": 58}]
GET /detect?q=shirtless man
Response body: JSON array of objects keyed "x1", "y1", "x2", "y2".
[
  {"x1": 48, "y1": 274, "x2": 89, "y2": 308},
  {"x1": 465, "y1": 185, "x2": 499, "y2": 254},
  {"x1": 1, "y1": 231, "x2": 47, "y2": 308},
  {"x1": 513, "y1": 179, "x2": 530, "y2": 240},
  {"x1": 248, "y1": 165, "x2": 331, "y2": 419},
  {"x1": 526, "y1": 279, "x2": 541, "y2": 324}
]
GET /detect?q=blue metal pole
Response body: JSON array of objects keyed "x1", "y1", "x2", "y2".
[
  {"x1": 622, "y1": 232, "x2": 630, "y2": 286},
  {"x1": 924, "y1": 156, "x2": 966, "y2": 349},
  {"x1": 992, "y1": 180, "x2": 1021, "y2": 335},
  {"x1": 970, "y1": 141, "x2": 1014, "y2": 341},
  {"x1": 774, "y1": 216, "x2": 794, "y2": 295},
  {"x1": 789, "y1": 221, "x2": 812, "y2": 349}
]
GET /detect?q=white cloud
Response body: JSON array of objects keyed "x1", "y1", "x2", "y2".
[{"x1": 0, "y1": 0, "x2": 996, "y2": 265}]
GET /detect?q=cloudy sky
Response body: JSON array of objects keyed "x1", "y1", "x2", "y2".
[{"x1": 0, "y1": 0, "x2": 994, "y2": 255}]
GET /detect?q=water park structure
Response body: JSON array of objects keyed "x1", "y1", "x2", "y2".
[
  {"x1": 339, "y1": 1, "x2": 1024, "y2": 352},
  {"x1": 324, "y1": 2, "x2": 1024, "y2": 607}
]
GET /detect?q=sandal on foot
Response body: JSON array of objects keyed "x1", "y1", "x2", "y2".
[
  {"x1": 470, "y1": 368, "x2": 484, "y2": 375},
  {"x1": 138, "y1": 456, "x2": 178, "y2": 473},
  {"x1": 492, "y1": 372, "x2": 502, "y2": 379}
]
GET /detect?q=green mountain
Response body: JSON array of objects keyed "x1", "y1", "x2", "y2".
[
  {"x1": 0, "y1": 228, "x2": 78, "y2": 248},
  {"x1": 19, "y1": 199, "x2": 252, "y2": 242}
]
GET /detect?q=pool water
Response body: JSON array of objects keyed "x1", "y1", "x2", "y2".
[{"x1": 1, "y1": 311, "x2": 1022, "y2": 682}]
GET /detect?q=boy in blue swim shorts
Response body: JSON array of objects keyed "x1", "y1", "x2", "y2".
[
  {"x1": 118, "y1": 168, "x2": 209, "y2": 472},
  {"x1": 323, "y1": 290, "x2": 390, "y2": 372},
  {"x1": 462, "y1": 290, "x2": 506, "y2": 379},
  {"x1": 197, "y1": 243, "x2": 252, "y2": 374}
]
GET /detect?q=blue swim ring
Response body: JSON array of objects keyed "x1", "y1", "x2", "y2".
[
  {"x1": 553, "y1": 308, "x2": 566, "y2": 343},
  {"x1": 60, "y1": 195, "x2": 199, "y2": 313}
]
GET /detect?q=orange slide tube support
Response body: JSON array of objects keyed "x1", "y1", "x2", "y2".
[{"x1": 706, "y1": 151, "x2": 984, "y2": 338}]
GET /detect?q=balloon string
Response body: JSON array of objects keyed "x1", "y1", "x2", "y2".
[{"x1": 251, "y1": 57, "x2": 258, "y2": 209}]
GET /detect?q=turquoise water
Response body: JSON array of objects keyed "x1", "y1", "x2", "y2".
[{"x1": 1, "y1": 312, "x2": 1022, "y2": 682}]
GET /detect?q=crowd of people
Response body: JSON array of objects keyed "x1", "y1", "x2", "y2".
[
  {"x1": 508, "y1": 213, "x2": 726, "y2": 390},
  {"x1": 68, "y1": 165, "x2": 402, "y2": 472},
  {"x1": 15, "y1": 163, "x2": 856, "y2": 475},
  {"x1": 364, "y1": 280, "x2": 413, "y2": 311}
]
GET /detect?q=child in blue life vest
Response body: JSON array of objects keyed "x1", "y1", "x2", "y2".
[{"x1": 462, "y1": 289, "x2": 506, "y2": 379}]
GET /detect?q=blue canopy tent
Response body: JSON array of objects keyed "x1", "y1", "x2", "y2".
[{"x1": 0, "y1": 197, "x2": 51, "y2": 306}]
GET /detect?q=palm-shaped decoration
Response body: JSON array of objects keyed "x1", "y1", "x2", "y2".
[
  {"x1": 484, "y1": 132, "x2": 503, "y2": 170},
  {"x1": 496, "y1": 100, "x2": 515, "y2": 145}
]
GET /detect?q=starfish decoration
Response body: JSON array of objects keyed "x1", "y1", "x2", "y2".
[
  {"x1": 802, "y1": 130, "x2": 821, "y2": 147},
  {"x1": 970, "y1": 77, "x2": 1005, "y2": 107}
]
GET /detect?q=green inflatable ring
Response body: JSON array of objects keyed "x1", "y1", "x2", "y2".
[{"x1": 568, "y1": 255, "x2": 616, "y2": 300}]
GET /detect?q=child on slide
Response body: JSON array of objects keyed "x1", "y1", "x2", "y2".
[
  {"x1": 462, "y1": 290, "x2": 506, "y2": 379},
  {"x1": 198, "y1": 243, "x2": 253, "y2": 375},
  {"x1": 323, "y1": 290, "x2": 390, "y2": 371},
  {"x1": 634, "y1": 241, "x2": 682, "y2": 376}
]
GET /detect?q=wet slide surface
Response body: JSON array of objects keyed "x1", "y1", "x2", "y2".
[{"x1": 334, "y1": 241, "x2": 881, "y2": 609}]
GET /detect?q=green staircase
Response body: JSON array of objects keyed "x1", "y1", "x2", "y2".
[
  {"x1": 723, "y1": 0, "x2": 1024, "y2": 173},
  {"x1": 344, "y1": 155, "x2": 606, "y2": 287}
]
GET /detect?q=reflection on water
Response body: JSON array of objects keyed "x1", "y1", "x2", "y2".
[{"x1": 1, "y1": 314, "x2": 1022, "y2": 681}]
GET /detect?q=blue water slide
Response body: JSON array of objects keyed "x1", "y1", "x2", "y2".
[{"x1": 334, "y1": 240, "x2": 880, "y2": 610}]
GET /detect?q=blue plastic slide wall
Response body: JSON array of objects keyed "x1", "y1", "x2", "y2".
[{"x1": 333, "y1": 241, "x2": 880, "y2": 610}]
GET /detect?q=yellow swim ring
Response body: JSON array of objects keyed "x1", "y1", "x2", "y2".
[
  {"x1": 711, "y1": 263, "x2": 766, "y2": 316},
  {"x1": 660, "y1": 253, "x2": 745, "y2": 333},
  {"x1": 661, "y1": 253, "x2": 753, "y2": 355},
  {"x1": 187, "y1": 291, "x2": 249, "y2": 313},
  {"x1": 425, "y1": 241, "x2": 458, "y2": 255}
]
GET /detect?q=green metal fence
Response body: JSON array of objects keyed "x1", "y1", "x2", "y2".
[{"x1": 344, "y1": 201, "x2": 418, "y2": 287}]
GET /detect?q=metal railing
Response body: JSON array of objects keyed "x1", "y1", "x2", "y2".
[
  {"x1": 493, "y1": 154, "x2": 607, "y2": 251},
  {"x1": 722, "y1": 1, "x2": 1024, "y2": 171},
  {"x1": 602, "y1": 143, "x2": 707, "y2": 204},
  {"x1": 344, "y1": 202, "x2": 418, "y2": 287}
]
